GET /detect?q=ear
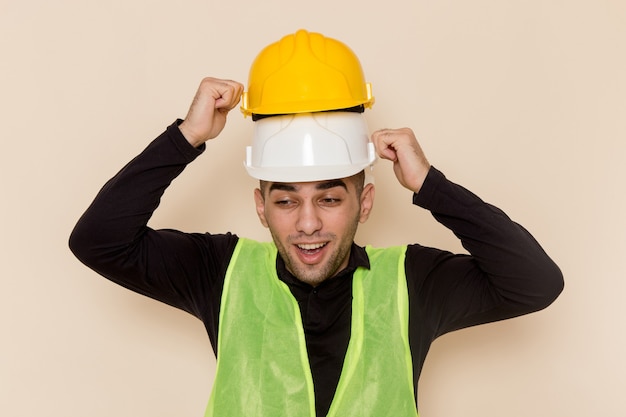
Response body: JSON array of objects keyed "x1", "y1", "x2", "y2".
[
  {"x1": 358, "y1": 183, "x2": 375, "y2": 223},
  {"x1": 254, "y1": 188, "x2": 269, "y2": 228}
]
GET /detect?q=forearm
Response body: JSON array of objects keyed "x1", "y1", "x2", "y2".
[
  {"x1": 69, "y1": 121, "x2": 204, "y2": 289},
  {"x1": 412, "y1": 167, "x2": 564, "y2": 333}
]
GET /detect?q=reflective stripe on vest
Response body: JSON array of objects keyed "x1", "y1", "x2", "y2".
[{"x1": 205, "y1": 238, "x2": 418, "y2": 417}]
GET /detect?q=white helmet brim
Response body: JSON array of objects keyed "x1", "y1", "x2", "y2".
[{"x1": 244, "y1": 112, "x2": 376, "y2": 182}]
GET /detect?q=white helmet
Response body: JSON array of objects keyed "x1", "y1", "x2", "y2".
[{"x1": 244, "y1": 112, "x2": 376, "y2": 182}]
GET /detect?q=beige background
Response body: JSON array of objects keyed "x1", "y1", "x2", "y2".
[{"x1": 2, "y1": 0, "x2": 624, "y2": 415}]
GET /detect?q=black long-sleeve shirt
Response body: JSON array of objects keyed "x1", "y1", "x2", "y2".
[{"x1": 69, "y1": 121, "x2": 563, "y2": 416}]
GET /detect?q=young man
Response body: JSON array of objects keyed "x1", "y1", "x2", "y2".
[{"x1": 70, "y1": 31, "x2": 563, "y2": 417}]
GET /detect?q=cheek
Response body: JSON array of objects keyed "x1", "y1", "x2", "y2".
[
  {"x1": 327, "y1": 208, "x2": 360, "y2": 232},
  {"x1": 264, "y1": 210, "x2": 293, "y2": 236}
]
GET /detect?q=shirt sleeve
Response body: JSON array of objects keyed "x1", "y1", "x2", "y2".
[
  {"x1": 68, "y1": 121, "x2": 238, "y2": 326},
  {"x1": 406, "y1": 166, "x2": 564, "y2": 338}
]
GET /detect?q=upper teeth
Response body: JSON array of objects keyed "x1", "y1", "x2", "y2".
[{"x1": 298, "y1": 243, "x2": 326, "y2": 250}]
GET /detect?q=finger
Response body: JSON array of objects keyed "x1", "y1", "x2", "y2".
[
  {"x1": 196, "y1": 77, "x2": 240, "y2": 104},
  {"x1": 372, "y1": 129, "x2": 399, "y2": 161},
  {"x1": 215, "y1": 81, "x2": 244, "y2": 110}
]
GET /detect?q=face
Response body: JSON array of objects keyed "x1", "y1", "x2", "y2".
[{"x1": 254, "y1": 175, "x2": 374, "y2": 287}]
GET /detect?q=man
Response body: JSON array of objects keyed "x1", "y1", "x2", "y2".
[{"x1": 70, "y1": 30, "x2": 563, "y2": 417}]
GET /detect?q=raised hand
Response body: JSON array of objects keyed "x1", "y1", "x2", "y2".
[{"x1": 179, "y1": 77, "x2": 244, "y2": 147}]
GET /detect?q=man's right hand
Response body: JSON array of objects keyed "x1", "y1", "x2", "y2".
[{"x1": 179, "y1": 77, "x2": 244, "y2": 148}]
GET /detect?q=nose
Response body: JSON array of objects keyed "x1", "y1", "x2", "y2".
[{"x1": 295, "y1": 201, "x2": 322, "y2": 235}]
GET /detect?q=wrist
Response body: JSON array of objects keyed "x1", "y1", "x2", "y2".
[{"x1": 178, "y1": 121, "x2": 204, "y2": 148}]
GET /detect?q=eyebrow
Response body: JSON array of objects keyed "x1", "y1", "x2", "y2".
[
  {"x1": 268, "y1": 179, "x2": 348, "y2": 193},
  {"x1": 316, "y1": 179, "x2": 348, "y2": 191}
]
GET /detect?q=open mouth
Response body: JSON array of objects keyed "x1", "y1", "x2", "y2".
[{"x1": 296, "y1": 242, "x2": 327, "y2": 254}]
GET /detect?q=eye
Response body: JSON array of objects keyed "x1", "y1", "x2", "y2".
[
  {"x1": 319, "y1": 197, "x2": 342, "y2": 206},
  {"x1": 273, "y1": 197, "x2": 297, "y2": 207}
]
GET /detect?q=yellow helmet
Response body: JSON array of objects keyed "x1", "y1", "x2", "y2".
[{"x1": 241, "y1": 29, "x2": 374, "y2": 117}]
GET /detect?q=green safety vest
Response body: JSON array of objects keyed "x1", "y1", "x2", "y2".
[{"x1": 205, "y1": 238, "x2": 418, "y2": 417}]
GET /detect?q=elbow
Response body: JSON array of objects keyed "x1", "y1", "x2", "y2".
[
  {"x1": 68, "y1": 221, "x2": 91, "y2": 265},
  {"x1": 68, "y1": 218, "x2": 103, "y2": 269},
  {"x1": 499, "y1": 259, "x2": 565, "y2": 316},
  {"x1": 527, "y1": 261, "x2": 565, "y2": 312}
]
